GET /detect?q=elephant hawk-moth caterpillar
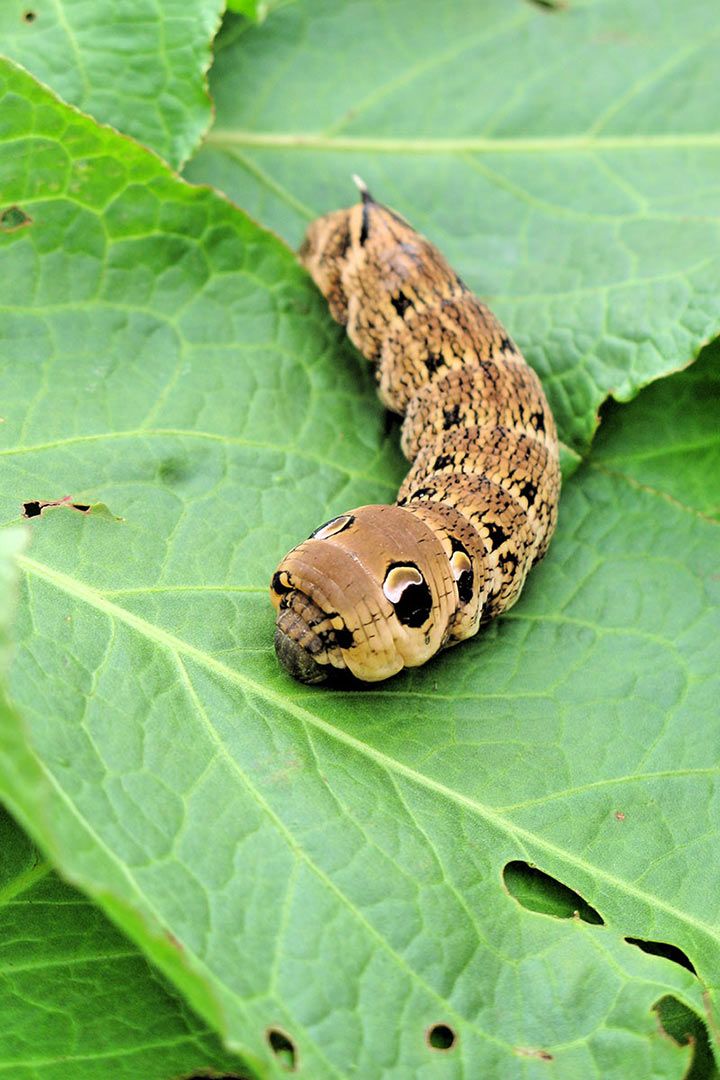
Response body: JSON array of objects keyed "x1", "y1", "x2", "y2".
[{"x1": 270, "y1": 178, "x2": 560, "y2": 684}]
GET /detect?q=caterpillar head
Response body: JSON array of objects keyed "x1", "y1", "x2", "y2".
[{"x1": 270, "y1": 504, "x2": 457, "y2": 683}]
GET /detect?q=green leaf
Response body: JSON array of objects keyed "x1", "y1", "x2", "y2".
[
  {"x1": 225, "y1": 0, "x2": 285, "y2": 22},
  {"x1": 502, "y1": 860, "x2": 604, "y2": 924},
  {"x1": 656, "y1": 996, "x2": 720, "y2": 1080},
  {"x1": 0, "y1": 0, "x2": 224, "y2": 167},
  {"x1": 0, "y1": 529, "x2": 249, "y2": 1079},
  {"x1": 592, "y1": 337, "x2": 720, "y2": 520},
  {"x1": 0, "y1": 808, "x2": 252, "y2": 1080},
  {"x1": 1, "y1": 56, "x2": 719, "y2": 1080},
  {"x1": 186, "y1": 0, "x2": 720, "y2": 452}
]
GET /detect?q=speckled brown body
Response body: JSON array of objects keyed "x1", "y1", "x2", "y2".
[{"x1": 270, "y1": 181, "x2": 560, "y2": 683}]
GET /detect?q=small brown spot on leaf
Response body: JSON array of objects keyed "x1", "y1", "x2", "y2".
[
  {"x1": 23, "y1": 10, "x2": 37, "y2": 22},
  {"x1": 515, "y1": 1047, "x2": 554, "y2": 1060},
  {"x1": 164, "y1": 930, "x2": 184, "y2": 953},
  {"x1": 1, "y1": 206, "x2": 32, "y2": 232},
  {"x1": 615, "y1": 810, "x2": 626, "y2": 821}
]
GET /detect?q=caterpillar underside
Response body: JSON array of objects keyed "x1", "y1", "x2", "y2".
[{"x1": 270, "y1": 180, "x2": 560, "y2": 684}]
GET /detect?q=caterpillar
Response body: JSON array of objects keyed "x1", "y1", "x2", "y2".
[{"x1": 270, "y1": 178, "x2": 560, "y2": 685}]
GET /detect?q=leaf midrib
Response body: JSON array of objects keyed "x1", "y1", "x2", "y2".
[
  {"x1": 15, "y1": 552, "x2": 719, "y2": 950},
  {"x1": 204, "y1": 130, "x2": 720, "y2": 153}
]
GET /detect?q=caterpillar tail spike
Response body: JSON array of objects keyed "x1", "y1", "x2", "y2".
[{"x1": 270, "y1": 183, "x2": 560, "y2": 685}]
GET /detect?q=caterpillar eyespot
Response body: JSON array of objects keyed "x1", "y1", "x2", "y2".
[
  {"x1": 270, "y1": 179, "x2": 561, "y2": 684},
  {"x1": 382, "y1": 564, "x2": 433, "y2": 628},
  {"x1": 310, "y1": 514, "x2": 355, "y2": 540}
]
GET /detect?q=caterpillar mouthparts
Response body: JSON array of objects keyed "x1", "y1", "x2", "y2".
[{"x1": 270, "y1": 182, "x2": 560, "y2": 685}]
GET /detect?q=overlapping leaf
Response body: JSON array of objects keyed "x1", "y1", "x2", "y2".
[
  {"x1": 187, "y1": 0, "x2": 720, "y2": 451},
  {"x1": 0, "y1": 804, "x2": 249, "y2": 1080},
  {"x1": 0, "y1": 0, "x2": 224, "y2": 167},
  {"x1": 593, "y1": 338, "x2": 720, "y2": 520}
]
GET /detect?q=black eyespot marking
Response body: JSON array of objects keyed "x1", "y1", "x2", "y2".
[
  {"x1": 383, "y1": 563, "x2": 433, "y2": 627},
  {"x1": 448, "y1": 538, "x2": 474, "y2": 605},
  {"x1": 391, "y1": 291, "x2": 412, "y2": 318},
  {"x1": 455, "y1": 567, "x2": 474, "y2": 605},
  {"x1": 310, "y1": 514, "x2": 355, "y2": 540},
  {"x1": 425, "y1": 353, "x2": 444, "y2": 375}
]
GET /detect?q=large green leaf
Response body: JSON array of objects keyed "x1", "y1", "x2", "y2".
[
  {"x1": 186, "y1": 0, "x2": 720, "y2": 452},
  {"x1": 0, "y1": 534, "x2": 250, "y2": 1079},
  {"x1": 1, "y1": 57, "x2": 719, "y2": 1080},
  {"x1": 0, "y1": 0, "x2": 224, "y2": 167},
  {"x1": 0, "y1": 809, "x2": 251, "y2": 1080},
  {"x1": 592, "y1": 337, "x2": 720, "y2": 521}
]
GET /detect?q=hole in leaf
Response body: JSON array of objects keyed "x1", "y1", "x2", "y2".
[
  {"x1": 266, "y1": 1028, "x2": 297, "y2": 1071},
  {"x1": 181, "y1": 1075, "x2": 246, "y2": 1080},
  {"x1": 23, "y1": 9, "x2": 37, "y2": 21},
  {"x1": 22, "y1": 499, "x2": 91, "y2": 518},
  {"x1": 1, "y1": 205, "x2": 32, "y2": 231},
  {"x1": 654, "y1": 995, "x2": 715, "y2": 1080},
  {"x1": 626, "y1": 937, "x2": 696, "y2": 975},
  {"x1": 503, "y1": 861, "x2": 604, "y2": 924},
  {"x1": 426, "y1": 1023, "x2": 457, "y2": 1051}
]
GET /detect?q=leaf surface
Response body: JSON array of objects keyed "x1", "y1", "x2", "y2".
[
  {"x1": 0, "y1": 806, "x2": 251, "y2": 1080},
  {"x1": 0, "y1": 0, "x2": 224, "y2": 167},
  {"x1": 1, "y1": 58, "x2": 719, "y2": 1080},
  {"x1": 187, "y1": 0, "x2": 720, "y2": 451},
  {"x1": 592, "y1": 337, "x2": 720, "y2": 520}
]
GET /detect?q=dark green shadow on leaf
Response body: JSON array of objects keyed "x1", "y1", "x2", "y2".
[
  {"x1": 504, "y1": 861, "x2": 604, "y2": 924},
  {"x1": 654, "y1": 995, "x2": 719, "y2": 1080}
]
